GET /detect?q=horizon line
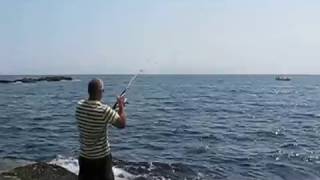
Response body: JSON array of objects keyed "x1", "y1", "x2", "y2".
[{"x1": 1, "y1": 73, "x2": 320, "y2": 76}]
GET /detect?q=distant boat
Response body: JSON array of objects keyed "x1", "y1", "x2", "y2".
[{"x1": 275, "y1": 76, "x2": 291, "y2": 81}]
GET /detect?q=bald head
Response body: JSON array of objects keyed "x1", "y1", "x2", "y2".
[{"x1": 88, "y1": 79, "x2": 104, "y2": 101}]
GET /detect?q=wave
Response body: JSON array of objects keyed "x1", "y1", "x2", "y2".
[
  {"x1": 292, "y1": 112, "x2": 320, "y2": 119},
  {"x1": 265, "y1": 162, "x2": 320, "y2": 180}
]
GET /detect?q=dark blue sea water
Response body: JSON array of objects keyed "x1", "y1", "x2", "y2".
[{"x1": 1, "y1": 75, "x2": 320, "y2": 180}]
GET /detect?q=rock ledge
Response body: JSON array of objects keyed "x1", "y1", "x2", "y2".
[{"x1": 0, "y1": 163, "x2": 77, "y2": 180}]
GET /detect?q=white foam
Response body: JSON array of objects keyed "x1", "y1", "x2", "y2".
[
  {"x1": 49, "y1": 155, "x2": 134, "y2": 180},
  {"x1": 49, "y1": 156, "x2": 79, "y2": 175}
]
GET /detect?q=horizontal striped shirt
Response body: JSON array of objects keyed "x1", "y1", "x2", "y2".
[{"x1": 76, "y1": 100, "x2": 120, "y2": 159}]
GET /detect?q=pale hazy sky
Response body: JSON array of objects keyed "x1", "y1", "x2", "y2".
[{"x1": 1, "y1": 0, "x2": 320, "y2": 74}]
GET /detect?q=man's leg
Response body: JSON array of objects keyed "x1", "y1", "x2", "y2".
[
  {"x1": 79, "y1": 155, "x2": 114, "y2": 180},
  {"x1": 78, "y1": 157, "x2": 92, "y2": 180},
  {"x1": 104, "y1": 154, "x2": 115, "y2": 180}
]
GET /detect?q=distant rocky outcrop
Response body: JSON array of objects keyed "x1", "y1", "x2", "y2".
[
  {"x1": 0, "y1": 76, "x2": 73, "y2": 84},
  {"x1": 0, "y1": 163, "x2": 77, "y2": 180}
]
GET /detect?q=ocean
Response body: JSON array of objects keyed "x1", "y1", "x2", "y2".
[{"x1": 0, "y1": 75, "x2": 320, "y2": 180}]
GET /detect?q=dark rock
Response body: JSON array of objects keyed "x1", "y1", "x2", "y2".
[
  {"x1": 38, "y1": 76, "x2": 73, "y2": 82},
  {"x1": 0, "y1": 163, "x2": 77, "y2": 180},
  {"x1": 0, "y1": 76, "x2": 73, "y2": 84},
  {"x1": 0, "y1": 80, "x2": 13, "y2": 83},
  {"x1": 15, "y1": 78, "x2": 39, "y2": 83}
]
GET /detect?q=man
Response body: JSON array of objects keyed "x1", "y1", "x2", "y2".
[{"x1": 76, "y1": 79, "x2": 127, "y2": 180}]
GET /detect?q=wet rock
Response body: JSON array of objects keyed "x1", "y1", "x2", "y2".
[{"x1": 0, "y1": 163, "x2": 77, "y2": 180}]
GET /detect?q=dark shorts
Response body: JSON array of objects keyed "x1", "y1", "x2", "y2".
[{"x1": 78, "y1": 154, "x2": 114, "y2": 180}]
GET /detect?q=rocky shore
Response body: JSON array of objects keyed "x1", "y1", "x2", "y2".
[
  {"x1": 0, "y1": 163, "x2": 77, "y2": 180},
  {"x1": 0, "y1": 162, "x2": 149, "y2": 180},
  {"x1": 0, "y1": 76, "x2": 73, "y2": 84}
]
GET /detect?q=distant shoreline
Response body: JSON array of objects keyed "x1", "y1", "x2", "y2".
[
  {"x1": 0, "y1": 76, "x2": 73, "y2": 84},
  {"x1": 1, "y1": 74, "x2": 320, "y2": 76}
]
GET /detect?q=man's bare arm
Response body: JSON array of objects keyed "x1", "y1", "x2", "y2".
[{"x1": 113, "y1": 96, "x2": 127, "y2": 129}]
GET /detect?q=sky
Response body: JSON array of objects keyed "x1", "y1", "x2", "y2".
[{"x1": 0, "y1": 0, "x2": 320, "y2": 75}]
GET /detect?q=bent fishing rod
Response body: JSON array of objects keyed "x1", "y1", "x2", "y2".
[{"x1": 112, "y1": 70, "x2": 143, "y2": 109}]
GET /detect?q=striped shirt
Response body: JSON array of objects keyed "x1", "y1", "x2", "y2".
[{"x1": 76, "y1": 100, "x2": 120, "y2": 159}]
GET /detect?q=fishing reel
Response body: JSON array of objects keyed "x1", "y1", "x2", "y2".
[{"x1": 112, "y1": 97, "x2": 129, "y2": 110}]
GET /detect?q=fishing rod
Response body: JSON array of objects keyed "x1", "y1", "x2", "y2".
[
  {"x1": 112, "y1": 69, "x2": 143, "y2": 109},
  {"x1": 92, "y1": 69, "x2": 143, "y2": 146}
]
